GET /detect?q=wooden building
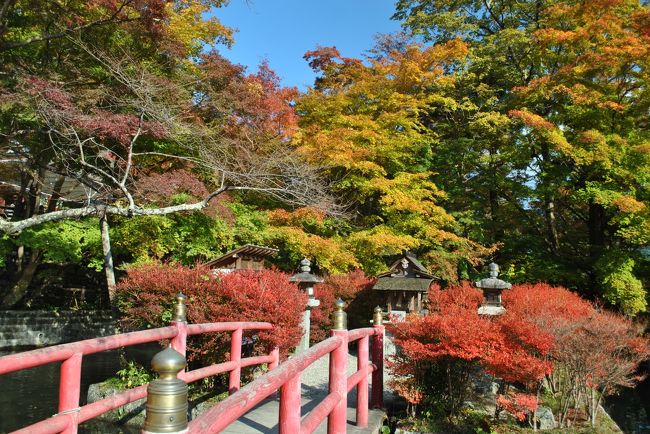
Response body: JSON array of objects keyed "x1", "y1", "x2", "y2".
[
  {"x1": 372, "y1": 252, "x2": 437, "y2": 314},
  {"x1": 205, "y1": 245, "x2": 278, "y2": 273}
]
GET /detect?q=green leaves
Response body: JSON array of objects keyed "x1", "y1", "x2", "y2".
[{"x1": 16, "y1": 220, "x2": 102, "y2": 266}]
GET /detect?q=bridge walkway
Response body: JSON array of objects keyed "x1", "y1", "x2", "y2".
[{"x1": 221, "y1": 351, "x2": 389, "y2": 434}]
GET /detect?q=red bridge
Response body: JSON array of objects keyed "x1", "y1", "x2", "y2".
[{"x1": 0, "y1": 294, "x2": 386, "y2": 434}]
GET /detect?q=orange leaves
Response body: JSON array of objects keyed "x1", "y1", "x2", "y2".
[
  {"x1": 612, "y1": 196, "x2": 646, "y2": 213},
  {"x1": 508, "y1": 109, "x2": 555, "y2": 131},
  {"x1": 267, "y1": 207, "x2": 326, "y2": 227},
  {"x1": 391, "y1": 39, "x2": 469, "y2": 91},
  {"x1": 388, "y1": 282, "x2": 553, "y2": 395}
]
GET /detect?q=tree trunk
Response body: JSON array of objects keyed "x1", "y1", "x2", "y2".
[
  {"x1": 2, "y1": 250, "x2": 42, "y2": 307},
  {"x1": 3, "y1": 168, "x2": 45, "y2": 308},
  {"x1": 100, "y1": 214, "x2": 117, "y2": 302},
  {"x1": 544, "y1": 195, "x2": 560, "y2": 254},
  {"x1": 540, "y1": 143, "x2": 560, "y2": 254},
  {"x1": 588, "y1": 201, "x2": 607, "y2": 257}
]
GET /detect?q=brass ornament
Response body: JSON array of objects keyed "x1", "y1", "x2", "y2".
[
  {"x1": 332, "y1": 298, "x2": 347, "y2": 330},
  {"x1": 373, "y1": 306, "x2": 383, "y2": 326},
  {"x1": 172, "y1": 293, "x2": 187, "y2": 323},
  {"x1": 143, "y1": 346, "x2": 188, "y2": 433}
]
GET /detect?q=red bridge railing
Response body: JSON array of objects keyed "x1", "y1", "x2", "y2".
[
  {"x1": 0, "y1": 294, "x2": 279, "y2": 434},
  {"x1": 0, "y1": 295, "x2": 385, "y2": 434},
  {"x1": 188, "y1": 300, "x2": 385, "y2": 434}
]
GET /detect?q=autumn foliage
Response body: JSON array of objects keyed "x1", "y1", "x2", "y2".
[
  {"x1": 388, "y1": 282, "x2": 648, "y2": 426},
  {"x1": 116, "y1": 263, "x2": 307, "y2": 363}
]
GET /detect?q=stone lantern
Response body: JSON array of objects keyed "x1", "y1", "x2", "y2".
[
  {"x1": 289, "y1": 258, "x2": 322, "y2": 352},
  {"x1": 475, "y1": 262, "x2": 511, "y2": 316}
]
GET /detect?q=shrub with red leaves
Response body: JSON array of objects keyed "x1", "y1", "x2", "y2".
[
  {"x1": 116, "y1": 263, "x2": 307, "y2": 364},
  {"x1": 388, "y1": 281, "x2": 648, "y2": 426},
  {"x1": 387, "y1": 282, "x2": 553, "y2": 417},
  {"x1": 503, "y1": 283, "x2": 649, "y2": 427}
]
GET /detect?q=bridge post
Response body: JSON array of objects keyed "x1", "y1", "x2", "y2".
[
  {"x1": 371, "y1": 306, "x2": 384, "y2": 409},
  {"x1": 170, "y1": 293, "x2": 188, "y2": 358},
  {"x1": 229, "y1": 326, "x2": 243, "y2": 394},
  {"x1": 356, "y1": 324, "x2": 369, "y2": 427},
  {"x1": 328, "y1": 298, "x2": 349, "y2": 434},
  {"x1": 143, "y1": 346, "x2": 188, "y2": 434},
  {"x1": 59, "y1": 352, "x2": 82, "y2": 434},
  {"x1": 279, "y1": 373, "x2": 301, "y2": 433}
]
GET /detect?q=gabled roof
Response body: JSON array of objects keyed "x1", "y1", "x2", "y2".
[
  {"x1": 205, "y1": 244, "x2": 278, "y2": 269},
  {"x1": 373, "y1": 277, "x2": 434, "y2": 292},
  {"x1": 376, "y1": 252, "x2": 436, "y2": 279}
]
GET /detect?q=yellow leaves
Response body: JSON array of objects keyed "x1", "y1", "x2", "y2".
[
  {"x1": 348, "y1": 226, "x2": 420, "y2": 258},
  {"x1": 371, "y1": 172, "x2": 448, "y2": 218},
  {"x1": 164, "y1": 1, "x2": 234, "y2": 55},
  {"x1": 391, "y1": 39, "x2": 469, "y2": 92},
  {"x1": 634, "y1": 142, "x2": 650, "y2": 154},
  {"x1": 270, "y1": 227, "x2": 359, "y2": 274}
]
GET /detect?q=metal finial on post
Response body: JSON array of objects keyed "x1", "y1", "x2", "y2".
[
  {"x1": 373, "y1": 306, "x2": 383, "y2": 326},
  {"x1": 143, "y1": 346, "x2": 188, "y2": 433},
  {"x1": 172, "y1": 293, "x2": 187, "y2": 323},
  {"x1": 332, "y1": 298, "x2": 347, "y2": 330}
]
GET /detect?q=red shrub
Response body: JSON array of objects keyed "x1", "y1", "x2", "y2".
[
  {"x1": 116, "y1": 263, "x2": 307, "y2": 363},
  {"x1": 387, "y1": 282, "x2": 553, "y2": 416},
  {"x1": 387, "y1": 281, "x2": 649, "y2": 424}
]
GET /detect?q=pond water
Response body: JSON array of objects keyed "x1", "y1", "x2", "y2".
[{"x1": 0, "y1": 344, "x2": 157, "y2": 433}]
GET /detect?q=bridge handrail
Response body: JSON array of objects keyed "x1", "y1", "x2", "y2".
[
  {"x1": 0, "y1": 326, "x2": 177, "y2": 374},
  {"x1": 189, "y1": 336, "x2": 343, "y2": 433},
  {"x1": 0, "y1": 298, "x2": 278, "y2": 434},
  {"x1": 188, "y1": 306, "x2": 385, "y2": 434}
]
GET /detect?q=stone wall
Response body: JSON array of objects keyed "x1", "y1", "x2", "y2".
[{"x1": 0, "y1": 310, "x2": 117, "y2": 348}]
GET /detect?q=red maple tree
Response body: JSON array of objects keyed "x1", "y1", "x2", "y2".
[{"x1": 116, "y1": 263, "x2": 307, "y2": 364}]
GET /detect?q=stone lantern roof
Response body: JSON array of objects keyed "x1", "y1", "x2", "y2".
[
  {"x1": 475, "y1": 262, "x2": 512, "y2": 291},
  {"x1": 289, "y1": 258, "x2": 324, "y2": 285}
]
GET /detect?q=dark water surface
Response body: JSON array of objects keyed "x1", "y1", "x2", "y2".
[{"x1": 0, "y1": 345, "x2": 157, "y2": 434}]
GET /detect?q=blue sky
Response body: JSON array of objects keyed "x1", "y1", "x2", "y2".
[{"x1": 215, "y1": 0, "x2": 401, "y2": 89}]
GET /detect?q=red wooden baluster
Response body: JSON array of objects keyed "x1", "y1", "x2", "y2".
[
  {"x1": 371, "y1": 324, "x2": 384, "y2": 409},
  {"x1": 229, "y1": 327, "x2": 243, "y2": 394},
  {"x1": 59, "y1": 352, "x2": 82, "y2": 434},
  {"x1": 279, "y1": 373, "x2": 301, "y2": 434},
  {"x1": 328, "y1": 329, "x2": 348, "y2": 434},
  {"x1": 356, "y1": 335, "x2": 369, "y2": 427}
]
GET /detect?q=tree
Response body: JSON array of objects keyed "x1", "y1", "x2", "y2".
[
  {"x1": 393, "y1": 0, "x2": 650, "y2": 312},
  {"x1": 0, "y1": 2, "x2": 333, "y2": 307},
  {"x1": 503, "y1": 283, "x2": 649, "y2": 427},
  {"x1": 388, "y1": 282, "x2": 551, "y2": 418},
  {"x1": 295, "y1": 42, "x2": 493, "y2": 279}
]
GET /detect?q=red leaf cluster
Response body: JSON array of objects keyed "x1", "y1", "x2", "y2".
[
  {"x1": 24, "y1": 77, "x2": 167, "y2": 146},
  {"x1": 135, "y1": 169, "x2": 209, "y2": 204},
  {"x1": 116, "y1": 263, "x2": 307, "y2": 363},
  {"x1": 496, "y1": 392, "x2": 539, "y2": 422},
  {"x1": 388, "y1": 281, "x2": 649, "y2": 421}
]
